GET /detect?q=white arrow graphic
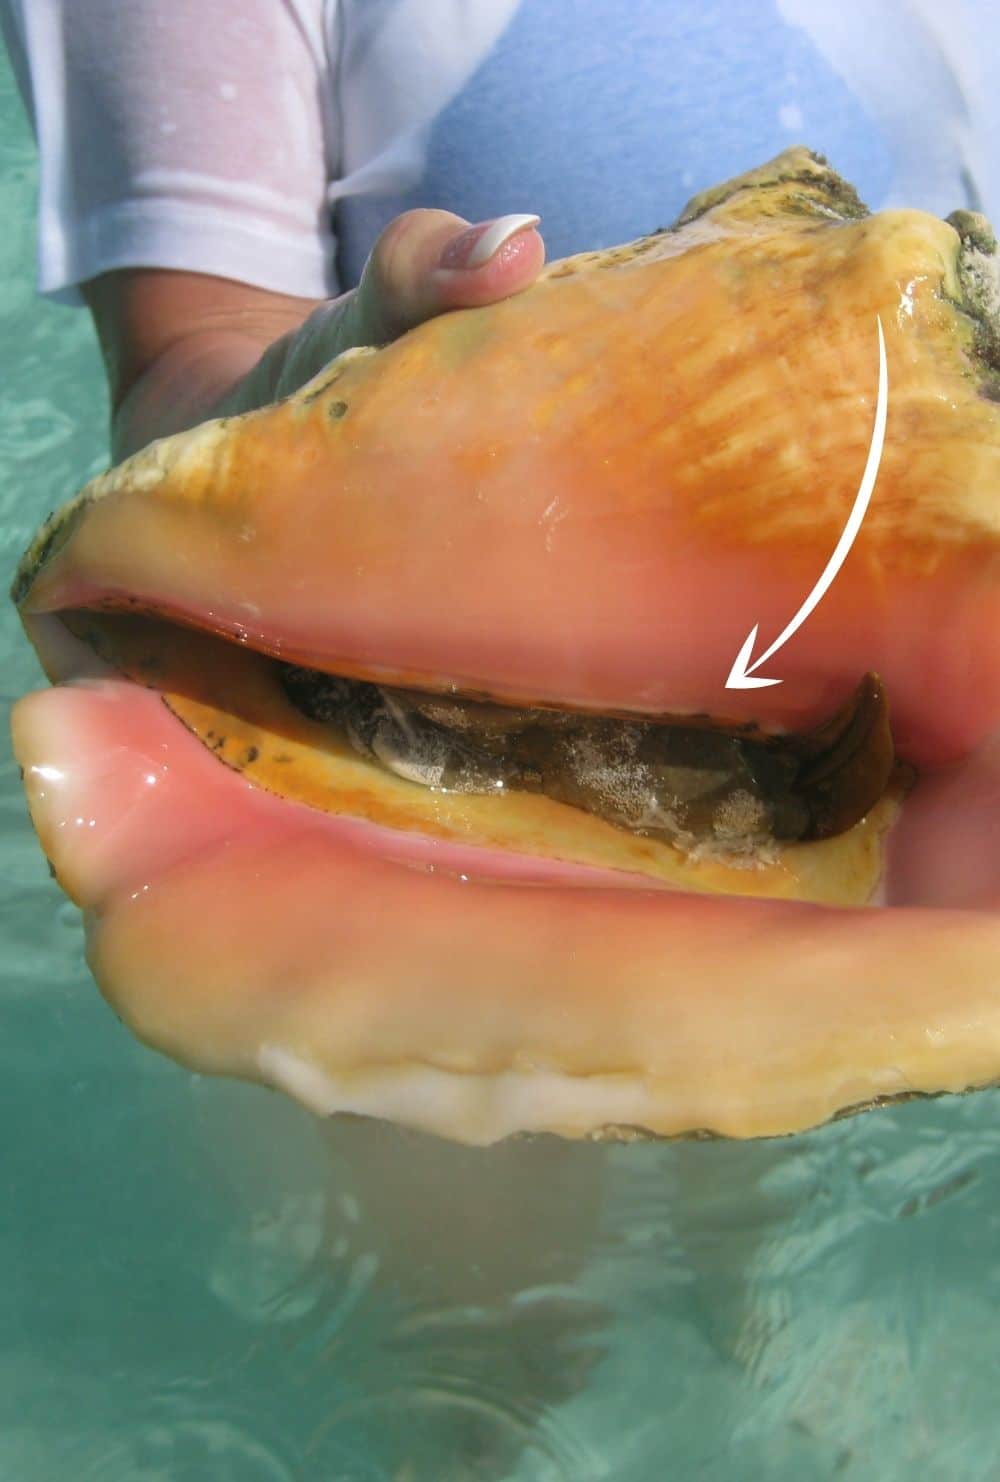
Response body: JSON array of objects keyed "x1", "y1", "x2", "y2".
[{"x1": 725, "y1": 314, "x2": 888, "y2": 690}]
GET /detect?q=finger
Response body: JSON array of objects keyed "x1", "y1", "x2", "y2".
[{"x1": 355, "y1": 209, "x2": 545, "y2": 343}]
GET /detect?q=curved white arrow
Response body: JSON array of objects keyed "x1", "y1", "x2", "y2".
[{"x1": 725, "y1": 314, "x2": 888, "y2": 690}]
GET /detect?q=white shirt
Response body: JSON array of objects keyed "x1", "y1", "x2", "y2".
[{"x1": 3, "y1": 0, "x2": 998, "y2": 304}]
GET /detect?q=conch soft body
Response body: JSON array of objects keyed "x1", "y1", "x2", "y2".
[{"x1": 11, "y1": 148, "x2": 1000, "y2": 1145}]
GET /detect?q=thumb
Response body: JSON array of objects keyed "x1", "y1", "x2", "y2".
[
  {"x1": 353, "y1": 208, "x2": 545, "y2": 344},
  {"x1": 221, "y1": 210, "x2": 545, "y2": 414}
]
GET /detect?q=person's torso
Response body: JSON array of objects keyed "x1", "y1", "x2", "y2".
[{"x1": 323, "y1": 0, "x2": 988, "y2": 287}]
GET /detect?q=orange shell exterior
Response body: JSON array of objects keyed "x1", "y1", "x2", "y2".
[{"x1": 16, "y1": 148, "x2": 1000, "y2": 765}]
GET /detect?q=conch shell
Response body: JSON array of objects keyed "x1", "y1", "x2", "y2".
[{"x1": 11, "y1": 148, "x2": 1000, "y2": 1145}]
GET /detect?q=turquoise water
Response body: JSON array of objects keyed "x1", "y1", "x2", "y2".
[{"x1": 3, "y1": 49, "x2": 1000, "y2": 1482}]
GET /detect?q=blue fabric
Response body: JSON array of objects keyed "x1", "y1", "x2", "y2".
[{"x1": 335, "y1": 0, "x2": 894, "y2": 286}]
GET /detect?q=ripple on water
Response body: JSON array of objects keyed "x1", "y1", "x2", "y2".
[
  {"x1": 208, "y1": 1191, "x2": 328, "y2": 1324},
  {"x1": 79, "y1": 1416, "x2": 297, "y2": 1482},
  {"x1": 0, "y1": 394, "x2": 76, "y2": 464}
]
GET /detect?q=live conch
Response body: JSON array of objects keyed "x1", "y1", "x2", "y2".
[{"x1": 11, "y1": 148, "x2": 1000, "y2": 1145}]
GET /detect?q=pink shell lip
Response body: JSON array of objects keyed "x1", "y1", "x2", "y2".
[
  {"x1": 12, "y1": 675, "x2": 677, "y2": 906},
  {"x1": 17, "y1": 611, "x2": 1000, "y2": 914},
  {"x1": 14, "y1": 669, "x2": 1000, "y2": 918},
  {"x1": 12, "y1": 671, "x2": 1000, "y2": 1146}
]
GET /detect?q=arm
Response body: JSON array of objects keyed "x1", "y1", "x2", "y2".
[
  {"x1": 3, "y1": 0, "x2": 543, "y2": 459},
  {"x1": 84, "y1": 211, "x2": 545, "y2": 463},
  {"x1": 82, "y1": 269, "x2": 321, "y2": 461}
]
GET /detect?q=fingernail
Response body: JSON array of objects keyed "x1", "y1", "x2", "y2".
[{"x1": 439, "y1": 214, "x2": 541, "y2": 271}]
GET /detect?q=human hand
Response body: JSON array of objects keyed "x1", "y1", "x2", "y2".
[
  {"x1": 85, "y1": 210, "x2": 545, "y2": 461},
  {"x1": 219, "y1": 209, "x2": 545, "y2": 416}
]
